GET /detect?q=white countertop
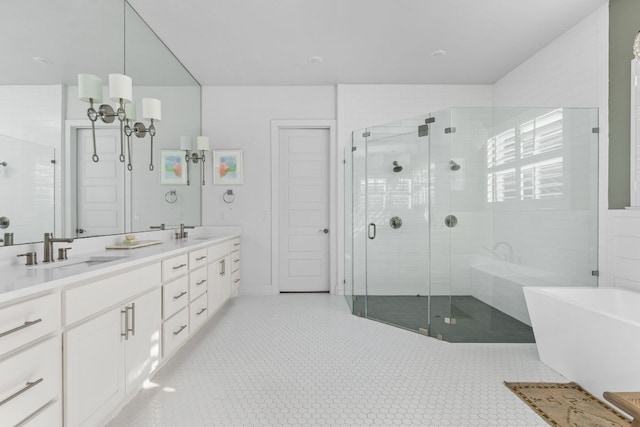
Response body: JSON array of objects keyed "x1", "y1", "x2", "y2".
[{"x1": 0, "y1": 233, "x2": 239, "y2": 305}]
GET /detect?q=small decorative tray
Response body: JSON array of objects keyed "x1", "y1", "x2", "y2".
[{"x1": 106, "y1": 240, "x2": 163, "y2": 250}]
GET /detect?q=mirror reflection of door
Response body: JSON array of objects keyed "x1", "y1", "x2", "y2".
[{"x1": 75, "y1": 128, "x2": 125, "y2": 237}]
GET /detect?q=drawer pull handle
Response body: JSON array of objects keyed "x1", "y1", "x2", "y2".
[
  {"x1": 0, "y1": 378, "x2": 43, "y2": 407},
  {"x1": 172, "y1": 263, "x2": 187, "y2": 270},
  {"x1": 173, "y1": 291, "x2": 188, "y2": 300},
  {"x1": 234, "y1": 259, "x2": 240, "y2": 263},
  {"x1": 173, "y1": 325, "x2": 187, "y2": 336},
  {"x1": 196, "y1": 308, "x2": 207, "y2": 316},
  {"x1": 0, "y1": 318, "x2": 42, "y2": 339},
  {"x1": 233, "y1": 243, "x2": 240, "y2": 246},
  {"x1": 234, "y1": 279, "x2": 240, "y2": 283},
  {"x1": 196, "y1": 279, "x2": 207, "y2": 286},
  {"x1": 196, "y1": 255, "x2": 207, "y2": 261}
]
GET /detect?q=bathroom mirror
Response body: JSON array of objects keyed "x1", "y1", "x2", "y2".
[{"x1": 0, "y1": 0, "x2": 201, "y2": 245}]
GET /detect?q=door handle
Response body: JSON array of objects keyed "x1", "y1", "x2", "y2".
[
  {"x1": 319, "y1": 229, "x2": 329, "y2": 234},
  {"x1": 368, "y1": 223, "x2": 376, "y2": 240}
]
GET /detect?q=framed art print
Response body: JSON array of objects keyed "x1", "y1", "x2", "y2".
[
  {"x1": 213, "y1": 149, "x2": 244, "y2": 185},
  {"x1": 160, "y1": 150, "x2": 188, "y2": 185}
]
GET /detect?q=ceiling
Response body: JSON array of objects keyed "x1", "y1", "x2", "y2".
[{"x1": 127, "y1": 0, "x2": 608, "y2": 86}]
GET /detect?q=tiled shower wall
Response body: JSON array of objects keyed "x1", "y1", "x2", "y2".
[{"x1": 0, "y1": 85, "x2": 62, "y2": 243}]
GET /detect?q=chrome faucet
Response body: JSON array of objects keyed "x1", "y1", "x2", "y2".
[
  {"x1": 43, "y1": 233, "x2": 74, "y2": 263},
  {"x1": 175, "y1": 224, "x2": 195, "y2": 239}
]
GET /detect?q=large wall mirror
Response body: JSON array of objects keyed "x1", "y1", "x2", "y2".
[{"x1": 0, "y1": 0, "x2": 201, "y2": 246}]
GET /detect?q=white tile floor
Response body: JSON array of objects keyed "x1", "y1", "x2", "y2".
[{"x1": 108, "y1": 294, "x2": 564, "y2": 426}]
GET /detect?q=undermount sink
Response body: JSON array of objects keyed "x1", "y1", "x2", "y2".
[
  {"x1": 38, "y1": 255, "x2": 127, "y2": 270},
  {"x1": 192, "y1": 235, "x2": 221, "y2": 240}
]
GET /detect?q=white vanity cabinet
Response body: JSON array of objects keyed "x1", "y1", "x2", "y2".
[
  {"x1": 161, "y1": 248, "x2": 209, "y2": 357},
  {"x1": 0, "y1": 293, "x2": 62, "y2": 427},
  {"x1": 207, "y1": 241, "x2": 232, "y2": 314},
  {"x1": 230, "y1": 238, "x2": 241, "y2": 296},
  {"x1": 63, "y1": 263, "x2": 162, "y2": 427}
]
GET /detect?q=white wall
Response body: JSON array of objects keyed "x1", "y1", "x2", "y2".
[
  {"x1": 0, "y1": 85, "x2": 61, "y2": 243},
  {"x1": 608, "y1": 210, "x2": 640, "y2": 292},
  {"x1": 492, "y1": 4, "x2": 609, "y2": 286},
  {"x1": 201, "y1": 86, "x2": 336, "y2": 295}
]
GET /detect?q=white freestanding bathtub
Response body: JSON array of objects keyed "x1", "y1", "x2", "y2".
[{"x1": 524, "y1": 287, "x2": 640, "y2": 399}]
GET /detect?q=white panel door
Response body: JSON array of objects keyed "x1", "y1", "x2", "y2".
[
  {"x1": 279, "y1": 128, "x2": 330, "y2": 292},
  {"x1": 76, "y1": 128, "x2": 124, "y2": 237}
]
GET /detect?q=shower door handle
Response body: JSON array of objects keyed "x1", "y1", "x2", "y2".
[{"x1": 368, "y1": 223, "x2": 376, "y2": 240}]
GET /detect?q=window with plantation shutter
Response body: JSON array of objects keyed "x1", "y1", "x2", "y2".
[{"x1": 487, "y1": 109, "x2": 564, "y2": 204}]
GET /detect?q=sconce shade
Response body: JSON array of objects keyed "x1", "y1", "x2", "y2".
[
  {"x1": 142, "y1": 98, "x2": 162, "y2": 120},
  {"x1": 180, "y1": 136, "x2": 193, "y2": 150},
  {"x1": 196, "y1": 136, "x2": 210, "y2": 151},
  {"x1": 124, "y1": 102, "x2": 137, "y2": 121},
  {"x1": 108, "y1": 74, "x2": 133, "y2": 103},
  {"x1": 635, "y1": 31, "x2": 640, "y2": 61},
  {"x1": 78, "y1": 74, "x2": 103, "y2": 103}
]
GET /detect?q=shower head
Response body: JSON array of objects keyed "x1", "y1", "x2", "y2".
[
  {"x1": 392, "y1": 161, "x2": 403, "y2": 173},
  {"x1": 449, "y1": 160, "x2": 461, "y2": 171}
]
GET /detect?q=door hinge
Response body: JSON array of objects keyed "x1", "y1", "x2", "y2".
[
  {"x1": 445, "y1": 127, "x2": 456, "y2": 134},
  {"x1": 51, "y1": 159, "x2": 56, "y2": 164},
  {"x1": 444, "y1": 317, "x2": 457, "y2": 324},
  {"x1": 591, "y1": 270, "x2": 599, "y2": 277},
  {"x1": 418, "y1": 124, "x2": 428, "y2": 137},
  {"x1": 352, "y1": 146, "x2": 357, "y2": 152},
  {"x1": 592, "y1": 127, "x2": 599, "y2": 134},
  {"x1": 362, "y1": 131, "x2": 370, "y2": 138},
  {"x1": 425, "y1": 117, "x2": 435, "y2": 124},
  {"x1": 343, "y1": 159, "x2": 346, "y2": 164},
  {"x1": 418, "y1": 328, "x2": 429, "y2": 336}
]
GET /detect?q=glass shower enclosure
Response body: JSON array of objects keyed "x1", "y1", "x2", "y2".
[{"x1": 344, "y1": 107, "x2": 599, "y2": 343}]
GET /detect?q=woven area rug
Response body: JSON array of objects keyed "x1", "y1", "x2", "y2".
[{"x1": 505, "y1": 382, "x2": 631, "y2": 426}]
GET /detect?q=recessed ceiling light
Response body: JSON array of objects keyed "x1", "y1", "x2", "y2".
[
  {"x1": 33, "y1": 56, "x2": 54, "y2": 65},
  {"x1": 307, "y1": 55, "x2": 323, "y2": 64},
  {"x1": 430, "y1": 49, "x2": 447, "y2": 59}
]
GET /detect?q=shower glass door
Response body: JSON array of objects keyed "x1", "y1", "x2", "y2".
[{"x1": 362, "y1": 117, "x2": 430, "y2": 332}]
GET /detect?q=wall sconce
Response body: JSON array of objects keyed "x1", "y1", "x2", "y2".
[
  {"x1": 124, "y1": 98, "x2": 162, "y2": 171},
  {"x1": 182, "y1": 136, "x2": 210, "y2": 186},
  {"x1": 78, "y1": 73, "x2": 132, "y2": 164}
]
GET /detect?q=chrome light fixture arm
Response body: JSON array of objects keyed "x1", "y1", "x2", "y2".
[{"x1": 125, "y1": 119, "x2": 156, "y2": 171}]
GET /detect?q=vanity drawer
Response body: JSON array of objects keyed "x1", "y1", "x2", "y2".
[
  {"x1": 189, "y1": 293, "x2": 208, "y2": 332},
  {"x1": 189, "y1": 248, "x2": 208, "y2": 270},
  {"x1": 162, "y1": 276, "x2": 189, "y2": 320},
  {"x1": 162, "y1": 253, "x2": 189, "y2": 282},
  {"x1": 0, "y1": 337, "x2": 61, "y2": 427},
  {"x1": 65, "y1": 263, "x2": 160, "y2": 326},
  {"x1": 231, "y1": 269, "x2": 240, "y2": 294},
  {"x1": 22, "y1": 400, "x2": 61, "y2": 427},
  {"x1": 0, "y1": 294, "x2": 60, "y2": 357},
  {"x1": 163, "y1": 308, "x2": 189, "y2": 357},
  {"x1": 207, "y1": 241, "x2": 230, "y2": 262},
  {"x1": 230, "y1": 238, "x2": 240, "y2": 250},
  {"x1": 231, "y1": 250, "x2": 240, "y2": 272},
  {"x1": 189, "y1": 267, "x2": 208, "y2": 301}
]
